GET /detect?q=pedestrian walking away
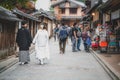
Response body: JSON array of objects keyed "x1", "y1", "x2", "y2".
[
  {"x1": 81, "y1": 26, "x2": 91, "y2": 52},
  {"x1": 71, "y1": 23, "x2": 78, "y2": 52},
  {"x1": 16, "y1": 20, "x2": 32, "y2": 65},
  {"x1": 76, "y1": 24, "x2": 82, "y2": 51},
  {"x1": 53, "y1": 26, "x2": 59, "y2": 41},
  {"x1": 33, "y1": 24, "x2": 50, "y2": 65},
  {"x1": 58, "y1": 23, "x2": 68, "y2": 54}
]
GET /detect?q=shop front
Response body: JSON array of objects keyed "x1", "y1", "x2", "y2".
[{"x1": 108, "y1": 9, "x2": 120, "y2": 53}]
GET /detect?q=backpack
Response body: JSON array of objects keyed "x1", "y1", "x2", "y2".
[
  {"x1": 76, "y1": 28, "x2": 81, "y2": 37},
  {"x1": 59, "y1": 27, "x2": 68, "y2": 40}
]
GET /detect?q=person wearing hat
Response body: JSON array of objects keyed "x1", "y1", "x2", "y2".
[{"x1": 16, "y1": 20, "x2": 32, "y2": 65}]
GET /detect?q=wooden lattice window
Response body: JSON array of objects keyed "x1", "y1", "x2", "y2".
[
  {"x1": 61, "y1": 8, "x2": 65, "y2": 14},
  {"x1": 70, "y1": 8, "x2": 77, "y2": 14}
]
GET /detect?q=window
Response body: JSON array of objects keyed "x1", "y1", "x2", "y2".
[
  {"x1": 61, "y1": 8, "x2": 65, "y2": 14},
  {"x1": 0, "y1": 23, "x2": 2, "y2": 32},
  {"x1": 70, "y1": 8, "x2": 77, "y2": 14}
]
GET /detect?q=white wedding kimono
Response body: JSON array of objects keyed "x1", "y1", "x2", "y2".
[{"x1": 33, "y1": 29, "x2": 50, "y2": 60}]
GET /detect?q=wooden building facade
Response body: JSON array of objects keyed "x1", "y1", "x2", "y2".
[
  {"x1": 0, "y1": 7, "x2": 40, "y2": 60},
  {"x1": 51, "y1": 0, "x2": 86, "y2": 26},
  {"x1": 0, "y1": 7, "x2": 21, "y2": 59}
]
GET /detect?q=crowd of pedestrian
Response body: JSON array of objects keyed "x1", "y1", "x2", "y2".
[
  {"x1": 16, "y1": 21, "x2": 92, "y2": 65},
  {"x1": 53, "y1": 22, "x2": 92, "y2": 54},
  {"x1": 15, "y1": 19, "x2": 120, "y2": 68}
]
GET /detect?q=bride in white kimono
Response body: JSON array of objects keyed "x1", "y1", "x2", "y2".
[{"x1": 33, "y1": 25, "x2": 50, "y2": 64}]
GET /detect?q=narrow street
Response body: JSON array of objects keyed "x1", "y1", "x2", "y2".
[{"x1": 0, "y1": 38, "x2": 112, "y2": 80}]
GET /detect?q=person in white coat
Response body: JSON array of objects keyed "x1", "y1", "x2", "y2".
[{"x1": 33, "y1": 25, "x2": 50, "y2": 65}]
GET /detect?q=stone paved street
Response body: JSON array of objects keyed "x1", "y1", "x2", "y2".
[{"x1": 0, "y1": 39, "x2": 112, "y2": 80}]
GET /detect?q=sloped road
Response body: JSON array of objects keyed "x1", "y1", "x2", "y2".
[{"x1": 0, "y1": 39, "x2": 112, "y2": 80}]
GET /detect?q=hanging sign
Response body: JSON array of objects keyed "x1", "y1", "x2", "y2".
[{"x1": 111, "y1": 9, "x2": 120, "y2": 20}]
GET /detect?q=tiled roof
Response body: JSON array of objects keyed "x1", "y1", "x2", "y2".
[
  {"x1": 13, "y1": 8, "x2": 40, "y2": 22},
  {"x1": 32, "y1": 9, "x2": 53, "y2": 20},
  {"x1": 0, "y1": 6, "x2": 21, "y2": 21},
  {"x1": 70, "y1": 0, "x2": 86, "y2": 7},
  {"x1": 51, "y1": 0, "x2": 86, "y2": 7}
]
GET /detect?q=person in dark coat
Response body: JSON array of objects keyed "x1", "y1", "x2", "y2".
[{"x1": 16, "y1": 21, "x2": 32, "y2": 65}]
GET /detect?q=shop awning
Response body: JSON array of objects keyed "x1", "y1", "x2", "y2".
[
  {"x1": 86, "y1": 3, "x2": 100, "y2": 14},
  {"x1": 101, "y1": 0, "x2": 120, "y2": 12}
]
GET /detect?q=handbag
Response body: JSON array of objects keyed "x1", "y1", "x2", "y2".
[{"x1": 86, "y1": 37, "x2": 91, "y2": 46}]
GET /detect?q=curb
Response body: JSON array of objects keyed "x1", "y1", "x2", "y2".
[
  {"x1": 0, "y1": 48, "x2": 35, "y2": 73},
  {"x1": 90, "y1": 49, "x2": 120, "y2": 80},
  {"x1": 0, "y1": 58, "x2": 18, "y2": 73}
]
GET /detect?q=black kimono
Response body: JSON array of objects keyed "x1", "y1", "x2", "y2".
[{"x1": 16, "y1": 27, "x2": 32, "y2": 62}]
